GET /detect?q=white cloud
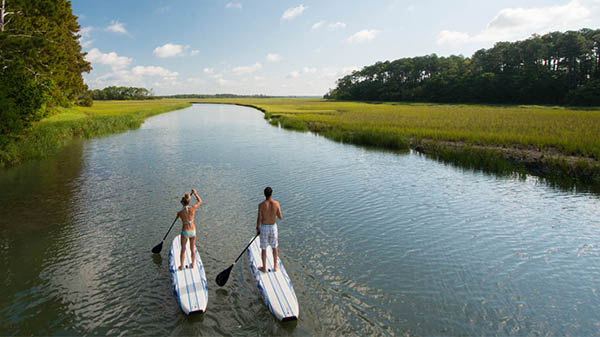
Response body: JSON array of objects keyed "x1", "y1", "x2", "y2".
[
  {"x1": 80, "y1": 26, "x2": 93, "y2": 37},
  {"x1": 319, "y1": 66, "x2": 359, "y2": 79},
  {"x1": 312, "y1": 20, "x2": 325, "y2": 30},
  {"x1": 267, "y1": 53, "x2": 281, "y2": 62},
  {"x1": 232, "y1": 62, "x2": 262, "y2": 74},
  {"x1": 436, "y1": 30, "x2": 471, "y2": 45},
  {"x1": 106, "y1": 20, "x2": 128, "y2": 34},
  {"x1": 79, "y1": 26, "x2": 94, "y2": 48},
  {"x1": 190, "y1": 50, "x2": 200, "y2": 56},
  {"x1": 282, "y1": 4, "x2": 307, "y2": 20},
  {"x1": 328, "y1": 22, "x2": 346, "y2": 30},
  {"x1": 225, "y1": 2, "x2": 242, "y2": 9},
  {"x1": 132, "y1": 66, "x2": 178, "y2": 79},
  {"x1": 81, "y1": 40, "x2": 95, "y2": 48},
  {"x1": 436, "y1": 0, "x2": 591, "y2": 45},
  {"x1": 287, "y1": 67, "x2": 318, "y2": 78},
  {"x1": 155, "y1": 6, "x2": 170, "y2": 14},
  {"x1": 203, "y1": 68, "x2": 214, "y2": 74},
  {"x1": 347, "y1": 29, "x2": 380, "y2": 43},
  {"x1": 85, "y1": 48, "x2": 132, "y2": 70},
  {"x1": 217, "y1": 77, "x2": 229, "y2": 86},
  {"x1": 153, "y1": 43, "x2": 184, "y2": 58}
]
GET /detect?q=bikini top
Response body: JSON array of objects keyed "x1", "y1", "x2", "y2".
[{"x1": 181, "y1": 206, "x2": 193, "y2": 225}]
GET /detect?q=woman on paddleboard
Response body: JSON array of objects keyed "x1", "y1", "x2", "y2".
[{"x1": 177, "y1": 189, "x2": 202, "y2": 270}]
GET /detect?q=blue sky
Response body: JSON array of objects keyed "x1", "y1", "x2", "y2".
[{"x1": 72, "y1": 0, "x2": 600, "y2": 96}]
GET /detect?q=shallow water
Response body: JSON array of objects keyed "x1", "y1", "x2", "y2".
[{"x1": 1, "y1": 104, "x2": 599, "y2": 336}]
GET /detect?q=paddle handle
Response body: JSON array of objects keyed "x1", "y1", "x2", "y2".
[
  {"x1": 162, "y1": 216, "x2": 179, "y2": 241},
  {"x1": 233, "y1": 234, "x2": 259, "y2": 264}
]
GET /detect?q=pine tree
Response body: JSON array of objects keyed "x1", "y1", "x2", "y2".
[{"x1": 0, "y1": 0, "x2": 91, "y2": 144}]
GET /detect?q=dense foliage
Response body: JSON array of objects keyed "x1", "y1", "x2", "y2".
[
  {"x1": 326, "y1": 29, "x2": 600, "y2": 106},
  {"x1": 90, "y1": 86, "x2": 154, "y2": 100},
  {"x1": 0, "y1": 0, "x2": 90, "y2": 145}
]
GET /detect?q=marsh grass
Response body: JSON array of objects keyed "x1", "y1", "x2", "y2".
[
  {"x1": 195, "y1": 98, "x2": 600, "y2": 160},
  {"x1": 0, "y1": 100, "x2": 191, "y2": 167},
  {"x1": 194, "y1": 98, "x2": 600, "y2": 189}
]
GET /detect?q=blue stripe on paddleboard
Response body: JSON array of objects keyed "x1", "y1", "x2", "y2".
[
  {"x1": 248, "y1": 250, "x2": 275, "y2": 313},
  {"x1": 279, "y1": 258, "x2": 298, "y2": 303},
  {"x1": 253, "y1": 239, "x2": 287, "y2": 317},
  {"x1": 249, "y1": 242, "x2": 280, "y2": 316},
  {"x1": 263, "y1": 242, "x2": 295, "y2": 317},
  {"x1": 184, "y1": 241, "x2": 202, "y2": 311},
  {"x1": 169, "y1": 249, "x2": 183, "y2": 309},
  {"x1": 178, "y1": 237, "x2": 193, "y2": 313}
]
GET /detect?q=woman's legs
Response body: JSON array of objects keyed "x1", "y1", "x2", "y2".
[
  {"x1": 179, "y1": 233, "x2": 188, "y2": 270},
  {"x1": 189, "y1": 236, "x2": 196, "y2": 269}
]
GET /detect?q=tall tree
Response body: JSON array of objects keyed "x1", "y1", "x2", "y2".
[
  {"x1": 326, "y1": 29, "x2": 600, "y2": 106},
  {"x1": 0, "y1": 0, "x2": 91, "y2": 144}
]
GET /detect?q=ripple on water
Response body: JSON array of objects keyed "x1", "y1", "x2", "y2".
[{"x1": 2, "y1": 105, "x2": 600, "y2": 336}]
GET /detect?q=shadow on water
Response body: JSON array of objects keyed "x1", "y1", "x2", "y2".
[
  {"x1": 152, "y1": 253, "x2": 163, "y2": 266},
  {"x1": 0, "y1": 139, "x2": 84, "y2": 336}
]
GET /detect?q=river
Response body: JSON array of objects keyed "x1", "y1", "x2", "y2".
[{"x1": 1, "y1": 104, "x2": 599, "y2": 336}]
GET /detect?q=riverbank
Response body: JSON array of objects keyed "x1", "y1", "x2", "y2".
[
  {"x1": 193, "y1": 98, "x2": 600, "y2": 189},
  {"x1": 0, "y1": 100, "x2": 192, "y2": 167}
]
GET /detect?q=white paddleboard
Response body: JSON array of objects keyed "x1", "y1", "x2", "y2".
[
  {"x1": 169, "y1": 235, "x2": 208, "y2": 314},
  {"x1": 248, "y1": 238, "x2": 299, "y2": 321}
]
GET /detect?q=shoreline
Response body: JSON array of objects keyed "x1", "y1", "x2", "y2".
[
  {"x1": 3, "y1": 99, "x2": 598, "y2": 191},
  {"x1": 192, "y1": 101, "x2": 600, "y2": 191},
  {"x1": 0, "y1": 100, "x2": 192, "y2": 168}
]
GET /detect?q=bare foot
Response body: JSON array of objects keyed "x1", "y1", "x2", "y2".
[
  {"x1": 178, "y1": 266, "x2": 183, "y2": 271},
  {"x1": 273, "y1": 266, "x2": 279, "y2": 272},
  {"x1": 258, "y1": 266, "x2": 266, "y2": 273},
  {"x1": 190, "y1": 263, "x2": 194, "y2": 269}
]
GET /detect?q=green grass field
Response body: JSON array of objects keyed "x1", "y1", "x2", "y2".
[
  {"x1": 194, "y1": 98, "x2": 600, "y2": 160},
  {"x1": 3, "y1": 97, "x2": 599, "y2": 187},
  {"x1": 0, "y1": 100, "x2": 191, "y2": 167}
]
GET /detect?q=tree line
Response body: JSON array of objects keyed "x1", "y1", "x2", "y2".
[
  {"x1": 0, "y1": 0, "x2": 90, "y2": 146},
  {"x1": 90, "y1": 86, "x2": 154, "y2": 100},
  {"x1": 325, "y1": 29, "x2": 600, "y2": 106},
  {"x1": 160, "y1": 94, "x2": 273, "y2": 99}
]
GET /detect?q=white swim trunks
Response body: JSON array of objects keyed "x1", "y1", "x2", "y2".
[{"x1": 259, "y1": 223, "x2": 278, "y2": 249}]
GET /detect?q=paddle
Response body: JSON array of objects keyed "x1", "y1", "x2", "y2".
[
  {"x1": 151, "y1": 216, "x2": 178, "y2": 254},
  {"x1": 216, "y1": 233, "x2": 260, "y2": 287}
]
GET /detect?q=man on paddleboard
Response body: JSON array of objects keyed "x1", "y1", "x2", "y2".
[{"x1": 256, "y1": 186, "x2": 283, "y2": 273}]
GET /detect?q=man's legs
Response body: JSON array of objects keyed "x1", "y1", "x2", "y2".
[
  {"x1": 272, "y1": 247, "x2": 279, "y2": 272},
  {"x1": 259, "y1": 249, "x2": 267, "y2": 273},
  {"x1": 272, "y1": 225, "x2": 279, "y2": 272}
]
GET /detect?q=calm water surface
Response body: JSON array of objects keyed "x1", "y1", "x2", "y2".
[{"x1": 1, "y1": 104, "x2": 599, "y2": 336}]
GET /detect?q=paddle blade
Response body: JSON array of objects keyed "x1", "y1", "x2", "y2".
[
  {"x1": 216, "y1": 264, "x2": 234, "y2": 287},
  {"x1": 151, "y1": 241, "x2": 163, "y2": 254}
]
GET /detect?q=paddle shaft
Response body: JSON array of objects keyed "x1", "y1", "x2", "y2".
[
  {"x1": 233, "y1": 234, "x2": 259, "y2": 264},
  {"x1": 162, "y1": 216, "x2": 179, "y2": 241}
]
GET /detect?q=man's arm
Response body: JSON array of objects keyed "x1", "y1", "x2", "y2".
[
  {"x1": 256, "y1": 204, "x2": 262, "y2": 234},
  {"x1": 276, "y1": 202, "x2": 283, "y2": 220}
]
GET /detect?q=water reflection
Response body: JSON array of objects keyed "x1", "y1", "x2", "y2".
[
  {"x1": 0, "y1": 140, "x2": 84, "y2": 336},
  {"x1": 0, "y1": 105, "x2": 599, "y2": 336}
]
